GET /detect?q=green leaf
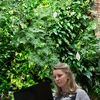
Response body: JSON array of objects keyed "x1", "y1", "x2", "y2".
[{"x1": 84, "y1": 71, "x2": 92, "y2": 79}]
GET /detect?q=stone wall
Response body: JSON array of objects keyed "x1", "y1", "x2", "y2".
[{"x1": 94, "y1": 0, "x2": 100, "y2": 37}]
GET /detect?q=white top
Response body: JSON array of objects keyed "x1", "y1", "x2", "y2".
[
  {"x1": 75, "y1": 89, "x2": 90, "y2": 100},
  {"x1": 53, "y1": 89, "x2": 90, "y2": 100}
]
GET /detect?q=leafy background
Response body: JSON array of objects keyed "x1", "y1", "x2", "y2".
[{"x1": 0, "y1": 0, "x2": 100, "y2": 100}]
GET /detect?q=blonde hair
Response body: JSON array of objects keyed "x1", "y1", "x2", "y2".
[{"x1": 52, "y1": 62, "x2": 81, "y2": 96}]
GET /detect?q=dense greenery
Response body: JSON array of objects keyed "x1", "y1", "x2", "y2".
[
  {"x1": 0, "y1": 0, "x2": 100, "y2": 100},
  {"x1": 0, "y1": 0, "x2": 59, "y2": 99},
  {"x1": 47, "y1": 0, "x2": 100, "y2": 99}
]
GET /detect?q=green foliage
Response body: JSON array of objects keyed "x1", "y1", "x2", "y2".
[
  {"x1": 47, "y1": 0, "x2": 100, "y2": 99},
  {"x1": 0, "y1": 0, "x2": 59, "y2": 98},
  {"x1": 0, "y1": 0, "x2": 100, "y2": 100}
]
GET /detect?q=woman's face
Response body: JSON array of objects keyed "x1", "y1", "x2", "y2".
[{"x1": 53, "y1": 69, "x2": 69, "y2": 88}]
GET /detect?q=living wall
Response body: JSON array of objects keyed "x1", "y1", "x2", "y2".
[
  {"x1": 0, "y1": 0, "x2": 59, "y2": 99},
  {"x1": 0, "y1": 0, "x2": 100, "y2": 100}
]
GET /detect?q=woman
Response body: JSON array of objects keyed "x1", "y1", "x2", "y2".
[{"x1": 52, "y1": 62, "x2": 90, "y2": 100}]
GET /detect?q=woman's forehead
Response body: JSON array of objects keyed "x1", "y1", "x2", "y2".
[{"x1": 53, "y1": 69, "x2": 65, "y2": 74}]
